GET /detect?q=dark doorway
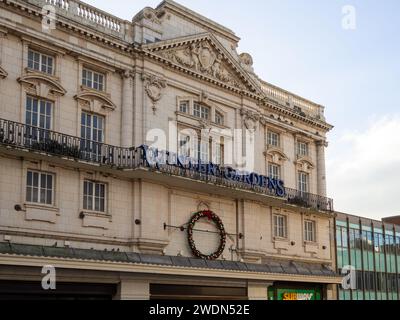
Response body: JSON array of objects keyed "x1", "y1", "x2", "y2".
[
  {"x1": 0, "y1": 281, "x2": 117, "y2": 300},
  {"x1": 150, "y1": 284, "x2": 248, "y2": 300}
]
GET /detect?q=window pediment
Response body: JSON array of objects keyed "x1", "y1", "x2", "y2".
[
  {"x1": 74, "y1": 89, "x2": 116, "y2": 112},
  {"x1": 265, "y1": 147, "x2": 288, "y2": 164},
  {"x1": 0, "y1": 66, "x2": 8, "y2": 79},
  {"x1": 296, "y1": 156, "x2": 315, "y2": 171},
  {"x1": 18, "y1": 72, "x2": 66, "y2": 97}
]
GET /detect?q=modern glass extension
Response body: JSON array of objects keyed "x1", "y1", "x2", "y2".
[{"x1": 336, "y1": 213, "x2": 400, "y2": 300}]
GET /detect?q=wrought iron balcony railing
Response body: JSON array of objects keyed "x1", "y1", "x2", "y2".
[{"x1": 0, "y1": 118, "x2": 334, "y2": 212}]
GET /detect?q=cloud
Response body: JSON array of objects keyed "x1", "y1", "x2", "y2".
[{"x1": 327, "y1": 115, "x2": 400, "y2": 220}]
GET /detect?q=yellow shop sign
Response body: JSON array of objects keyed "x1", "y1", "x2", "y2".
[{"x1": 282, "y1": 292, "x2": 314, "y2": 301}]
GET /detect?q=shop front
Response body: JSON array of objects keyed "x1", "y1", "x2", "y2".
[{"x1": 268, "y1": 283, "x2": 323, "y2": 301}]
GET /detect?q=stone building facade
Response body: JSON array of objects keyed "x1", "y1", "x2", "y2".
[{"x1": 0, "y1": 0, "x2": 340, "y2": 300}]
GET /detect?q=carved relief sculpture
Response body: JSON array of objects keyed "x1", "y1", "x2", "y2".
[
  {"x1": 240, "y1": 108, "x2": 260, "y2": 131},
  {"x1": 142, "y1": 73, "x2": 167, "y2": 114},
  {"x1": 158, "y1": 40, "x2": 246, "y2": 90}
]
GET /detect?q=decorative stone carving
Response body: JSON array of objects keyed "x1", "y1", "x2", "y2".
[
  {"x1": 142, "y1": 8, "x2": 161, "y2": 24},
  {"x1": 158, "y1": 40, "x2": 246, "y2": 90},
  {"x1": 265, "y1": 147, "x2": 288, "y2": 164},
  {"x1": 240, "y1": 108, "x2": 260, "y2": 130},
  {"x1": 0, "y1": 66, "x2": 7, "y2": 79},
  {"x1": 142, "y1": 73, "x2": 167, "y2": 114},
  {"x1": 295, "y1": 156, "x2": 315, "y2": 172},
  {"x1": 197, "y1": 201, "x2": 210, "y2": 212},
  {"x1": 239, "y1": 53, "x2": 254, "y2": 67},
  {"x1": 239, "y1": 52, "x2": 255, "y2": 73},
  {"x1": 74, "y1": 89, "x2": 117, "y2": 112},
  {"x1": 18, "y1": 72, "x2": 66, "y2": 98},
  {"x1": 120, "y1": 69, "x2": 135, "y2": 80}
]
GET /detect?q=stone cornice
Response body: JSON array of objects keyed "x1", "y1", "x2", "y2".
[
  {"x1": 0, "y1": 0, "x2": 133, "y2": 53},
  {"x1": 0, "y1": 17, "x2": 133, "y2": 74}
]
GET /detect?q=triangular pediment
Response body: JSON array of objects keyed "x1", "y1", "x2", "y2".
[{"x1": 142, "y1": 33, "x2": 265, "y2": 96}]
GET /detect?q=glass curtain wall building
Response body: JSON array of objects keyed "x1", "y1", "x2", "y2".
[{"x1": 335, "y1": 213, "x2": 400, "y2": 300}]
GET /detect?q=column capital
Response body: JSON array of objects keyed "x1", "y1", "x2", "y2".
[
  {"x1": 120, "y1": 69, "x2": 135, "y2": 79},
  {"x1": 316, "y1": 140, "x2": 329, "y2": 148}
]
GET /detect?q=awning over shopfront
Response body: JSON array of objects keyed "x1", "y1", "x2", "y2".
[{"x1": 0, "y1": 243, "x2": 341, "y2": 284}]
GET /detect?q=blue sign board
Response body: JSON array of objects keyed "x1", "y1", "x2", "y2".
[{"x1": 138, "y1": 145, "x2": 286, "y2": 197}]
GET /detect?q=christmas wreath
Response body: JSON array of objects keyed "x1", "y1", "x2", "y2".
[{"x1": 187, "y1": 210, "x2": 226, "y2": 260}]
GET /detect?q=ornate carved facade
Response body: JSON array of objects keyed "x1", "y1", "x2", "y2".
[{"x1": 0, "y1": 0, "x2": 338, "y2": 300}]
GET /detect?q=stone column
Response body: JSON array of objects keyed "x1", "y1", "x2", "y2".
[
  {"x1": 121, "y1": 70, "x2": 134, "y2": 147},
  {"x1": 316, "y1": 140, "x2": 328, "y2": 197},
  {"x1": 325, "y1": 284, "x2": 337, "y2": 300},
  {"x1": 114, "y1": 279, "x2": 150, "y2": 300}
]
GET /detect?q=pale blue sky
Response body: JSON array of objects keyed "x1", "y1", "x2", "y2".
[{"x1": 85, "y1": 0, "x2": 400, "y2": 220}]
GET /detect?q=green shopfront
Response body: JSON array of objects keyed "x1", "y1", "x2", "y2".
[
  {"x1": 335, "y1": 213, "x2": 400, "y2": 300},
  {"x1": 268, "y1": 284, "x2": 322, "y2": 301}
]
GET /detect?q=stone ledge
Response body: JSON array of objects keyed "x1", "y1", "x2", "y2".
[{"x1": 25, "y1": 204, "x2": 59, "y2": 224}]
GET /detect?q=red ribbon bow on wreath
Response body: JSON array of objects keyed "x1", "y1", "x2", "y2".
[{"x1": 202, "y1": 210, "x2": 213, "y2": 221}]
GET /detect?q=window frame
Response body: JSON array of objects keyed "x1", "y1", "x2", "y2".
[
  {"x1": 298, "y1": 171, "x2": 309, "y2": 193},
  {"x1": 83, "y1": 179, "x2": 107, "y2": 214},
  {"x1": 179, "y1": 100, "x2": 190, "y2": 114},
  {"x1": 193, "y1": 102, "x2": 210, "y2": 121},
  {"x1": 25, "y1": 96, "x2": 53, "y2": 130},
  {"x1": 178, "y1": 133, "x2": 191, "y2": 158},
  {"x1": 297, "y1": 141, "x2": 309, "y2": 157},
  {"x1": 268, "y1": 163, "x2": 281, "y2": 180},
  {"x1": 267, "y1": 131, "x2": 280, "y2": 148},
  {"x1": 273, "y1": 214, "x2": 288, "y2": 239},
  {"x1": 26, "y1": 170, "x2": 55, "y2": 206},
  {"x1": 27, "y1": 48, "x2": 54, "y2": 75},
  {"x1": 80, "y1": 111, "x2": 105, "y2": 161},
  {"x1": 82, "y1": 67, "x2": 105, "y2": 92},
  {"x1": 304, "y1": 220, "x2": 317, "y2": 243},
  {"x1": 215, "y1": 111, "x2": 224, "y2": 126}
]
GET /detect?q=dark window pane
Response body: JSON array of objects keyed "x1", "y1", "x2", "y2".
[
  {"x1": 46, "y1": 190, "x2": 52, "y2": 205},
  {"x1": 26, "y1": 186, "x2": 32, "y2": 202}
]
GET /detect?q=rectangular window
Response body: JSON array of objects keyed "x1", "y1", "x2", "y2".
[
  {"x1": 28, "y1": 49, "x2": 54, "y2": 75},
  {"x1": 82, "y1": 68, "x2": 105, "y2": 91},
  {"x1": 298, "y1": 171, "x2": 309, "y2": 193},
  {"x1": 25, "y1": 96, "x2": 52, "y2": 129},
  {"x1": 80, "y1": 112, "x2": 104, "y2": 161},
  {"x1": 83, "y1": 180, "x2": 106, "y2": 213},
  {"x1": 215, "y1": 112, "x2": 224, "y2": 125},
  {"x1": 193, "y1": 102, "x2": 210, "y2": 120},
  {"x1": 304, "y1": 220, "x2": 316, "y2": 242},
  {"x1": 274, "y1": 215, "x2": 287, "y2": 238},
  {"x1": 213, "y1": 142, "x2": 223, "y2": 165},
  {"x1": 178, "y1": 134, "x2": 191, "y2": 157},
  {"x1": 268, "y1": 164, "x2": 281, "y2": 180},
  {"x1": 25, "y1": 96, "x2": 52, "y2": 143},
  {"x1": 179, "y1": 100, "x2": 189, "y2": 113},
  {"x1": 297, "y1": 141, "x2": 309, "y2": 157},
  {"x1": 267, "y1": 131, "x2": 280, "y2": 147},
  {"x1": 199, "y1": 140, "x2": 210, "y2": 162},
  {"x1": 26, "y1": 171, "x2": 54, "y2": 205}
]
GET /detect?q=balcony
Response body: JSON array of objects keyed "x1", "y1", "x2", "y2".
[{"x1": 0, "y1": 118, "x2": 334, "y2": 213}]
